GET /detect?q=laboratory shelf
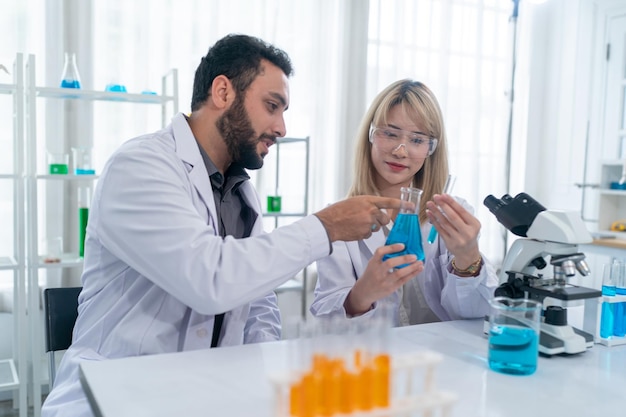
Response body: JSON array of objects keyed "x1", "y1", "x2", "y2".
[
  {"x1": 37, "y1": 253, "x2": 83, "y2": 269},
  {"x1": 0, "y1": 359, "x2": 19, "y2": 391},
  {"x1": 22, "y1": 54, "x2": 179, "y2": 417},
  {"x1": 35, "y1": 86, "x2": 175, "y2": 104},
  {"x1": 0, "y1": 83, "x2": 16, "y2": 94},
  {"x1": 0, "y1": 257, "x2": 18, "y2": 270},
  {"x1": 598, "y1": 188, "x2": 626, "y2": 196},
  {"x1": 0, "y1": 174, "x2": 18, "y2": 180},
  {"x1": 262, "y1": 212, "x2": 307, "y2": 218},
  {"x1": 36, "y1": 174, "x2": 99, "y2": 181}
]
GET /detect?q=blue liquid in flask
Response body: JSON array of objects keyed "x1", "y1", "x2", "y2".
[
  {"x1": 60, "y1": 79, "x2": 81, "y2": 89},
  {"x1": 105, "y1": 83, "x2": 127, "y2": 93},
  {"x1": 488, "y1": 325, "x2": 538, "y2": 376},
  {"x1": 382, "y1": 213, "x2": 425, "y2": 267}
]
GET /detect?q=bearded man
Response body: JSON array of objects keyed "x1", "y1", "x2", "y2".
[{"x1": 42, "y1": 34, "x2": 401, "y2": 417}]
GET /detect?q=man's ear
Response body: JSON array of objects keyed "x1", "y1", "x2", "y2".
[{"x1": 210, "y1": 75, "x2": 233, "y2": 109}]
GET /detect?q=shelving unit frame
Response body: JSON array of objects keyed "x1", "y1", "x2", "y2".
[{"x1": 23, "y1": 53, "x2": 178, "y2": 416}]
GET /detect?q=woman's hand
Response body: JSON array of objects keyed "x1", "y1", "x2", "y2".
[
  {"x1": 344, "y1": 243, "x2": 423, "y2": 316},
  {"x1": 425, "y1": 194, "x2": 481, "y2": 269}
]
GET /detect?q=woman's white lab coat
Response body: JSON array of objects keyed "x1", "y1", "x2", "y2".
[
  {"x1": 42, "y1": 113, "x2": 330, "y2": 417},
  {"x1": 310, "y1": 199, "x2": 499, "y2": 325}
]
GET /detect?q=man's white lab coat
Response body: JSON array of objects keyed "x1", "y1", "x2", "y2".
[{"x1": 42, "y1": 113, "x2": 330, "y2": 417}]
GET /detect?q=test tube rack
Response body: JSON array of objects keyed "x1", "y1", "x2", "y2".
[
  {"x1": 270, "y1": 349, "x2": 457, "y2": 417},
  {"x1": 590, "y1": 295, "x2": 626, "y2": 347}
]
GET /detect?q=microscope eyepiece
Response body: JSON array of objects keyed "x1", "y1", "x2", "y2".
[
  {"x1": 483, "y1": 195, "x2": 505, "y2": 215},
  {"x1": 483, "y1": 192, "x2": 547, "y2": 237}
]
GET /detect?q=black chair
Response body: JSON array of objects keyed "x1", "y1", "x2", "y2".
[{"x1": 43, "y1": 286, "x2": 82, "y2": 386}]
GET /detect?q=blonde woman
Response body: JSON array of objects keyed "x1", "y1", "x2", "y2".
[{"x1": 311, "y1": 80, "x2": 498, "y2": 325}]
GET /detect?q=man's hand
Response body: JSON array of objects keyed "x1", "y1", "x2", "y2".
[{"x1": 314, "y1": 195, "x2": 402, "y2": 242}]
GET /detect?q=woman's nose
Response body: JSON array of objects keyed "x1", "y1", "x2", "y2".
[{"x1": 391, "y1": 143, "x2": 408, "y2": 156}]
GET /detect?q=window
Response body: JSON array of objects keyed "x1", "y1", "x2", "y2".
[{"x1": 367, "y1": 0, "x2": 512, "y2": 263}]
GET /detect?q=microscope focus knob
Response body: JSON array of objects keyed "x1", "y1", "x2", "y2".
[
  {"x1": 494, "y1": 281, "x2": 525, "y2": 299},
  {"x1": 531, "y1": 257, "x2": 547, "y2": 270},
  {"x1": 544, "y1": 306, "x2": 567, "y2": 326}
]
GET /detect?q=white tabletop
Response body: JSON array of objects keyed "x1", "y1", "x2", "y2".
[{"x1": 79, "y1": 319, "x2": 625, "y2": 417}]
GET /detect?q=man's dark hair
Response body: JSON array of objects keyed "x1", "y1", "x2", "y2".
[{"x1": 190, "y1": 34, "x2": 293, "y2": 111}]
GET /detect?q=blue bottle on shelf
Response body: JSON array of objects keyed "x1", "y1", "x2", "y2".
[{"x1": 60, "y1": 53, "x2": 81, "y2": 89}]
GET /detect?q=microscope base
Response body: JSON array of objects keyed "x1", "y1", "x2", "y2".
[{"x1": 538, "y1": 323, "x2": 594, "y2": 355}]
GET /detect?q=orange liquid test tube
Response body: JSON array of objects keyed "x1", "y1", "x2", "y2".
[
  {"x1": 315, "y1": 355, "x2": 332, "y2": 417},
  {"x1": 338, "y1": 366, "x2": 356, "y2": 414},
  {"x1": 289, "y1": 379, "x2": 303, "y2": 417},
  {"x1": 301, "y1": 372, "x2": 315, "y2": 417},
  {"x1": 359, "y1": 362, "x2": 375, "y2": 411},
  {"x1": 373, "y1": 354, "x2": 391, "y2": 408},
  {"x1": 327, "y1": 359, "x2": 342, "y2": 416}
]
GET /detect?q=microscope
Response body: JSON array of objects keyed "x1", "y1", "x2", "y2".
[{"x1": 484, "y1": 192, "x2": 602, "y2": 355}]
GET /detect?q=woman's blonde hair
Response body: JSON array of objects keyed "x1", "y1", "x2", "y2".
[{"x1": 348, "y1": 79, "x2": 449, "y2": 223}]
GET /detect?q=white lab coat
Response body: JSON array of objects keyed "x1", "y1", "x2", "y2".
[
  {"x1": 310, "y1": 199, "x2": 499, "y2": 325},
  {"x1": 42, "y1": 113, "x2": 330, "y2": 417}
]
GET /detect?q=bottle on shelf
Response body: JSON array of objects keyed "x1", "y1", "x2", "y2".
[
  {"x1": 72, "y1": 147, "x2": 95, "y2": 175},
  {"x1": 60, "y1": 52, "x2": 81, "y2": 89},
  {"x1": 47, "y1": 151, "x2": 69, "y2": 175},
  {"x1": 78, "y1": 184, "x2": 91, "y2": 258}
]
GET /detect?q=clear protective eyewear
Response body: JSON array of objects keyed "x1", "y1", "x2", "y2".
[{"x1": 369, "y1": 126, "x2": 438, "y2": 158}]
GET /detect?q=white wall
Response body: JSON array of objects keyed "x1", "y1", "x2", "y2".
[
  {"x1": 513, "y1": 0, "x2": 626, "y2": 289},
  {"x1": 515, "y1": 0, "x2": 625, "y2": 209}
]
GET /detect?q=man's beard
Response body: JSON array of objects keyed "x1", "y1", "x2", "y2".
[{"x1": 216, "y1": 95, "x2": 273, "y2": 170}]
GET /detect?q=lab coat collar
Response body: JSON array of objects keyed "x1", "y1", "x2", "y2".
[{"x1": 171, "y1": 113, "x2": 218, "y2": 227}]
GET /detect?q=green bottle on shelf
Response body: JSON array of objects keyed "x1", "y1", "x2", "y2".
[{"x1": 78, "y1": 185, "x2": 91, "y2": 258}]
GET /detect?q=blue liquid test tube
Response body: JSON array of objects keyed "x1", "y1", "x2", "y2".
[
  {"x1": 427, "y1": 174, "x2": 457, "y2": 244},
  {"x1": 614, "y1": 263, "x2": 626, "y2": 337},
  {"x1": 600, "y1": 262, "x2": 617, "y2": 339}
]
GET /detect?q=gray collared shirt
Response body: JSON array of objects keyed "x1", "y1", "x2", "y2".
[{"x1": 196, "y1": 144, "x2": 256, "y2": 239}]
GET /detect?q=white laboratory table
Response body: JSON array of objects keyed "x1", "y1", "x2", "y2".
[{"x1": 79, "y1": 319, "x2": 625, "y2": 417}]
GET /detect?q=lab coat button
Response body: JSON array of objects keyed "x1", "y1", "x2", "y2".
[{"x1": 196, "y1": 328, "x2": 209, "y2": 338}]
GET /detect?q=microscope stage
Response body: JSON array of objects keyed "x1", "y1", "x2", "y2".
[{"x1": 524, "y1": 284, "x2": 601, "y2": 301}]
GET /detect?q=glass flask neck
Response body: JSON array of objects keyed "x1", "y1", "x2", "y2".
[{"x1": 398, "y1": 187, "x2": 422, "y2": 215}]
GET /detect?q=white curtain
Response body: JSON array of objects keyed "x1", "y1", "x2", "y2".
[
  {"x1": 3, "y1": 0, "x2": 514, "y2": 273},
  {"x1": 366, "y1": 0, "x2": 513, "y2": 265},
  {"x1": 89, "y1": 0, "x2": 352, "y2": 217}
]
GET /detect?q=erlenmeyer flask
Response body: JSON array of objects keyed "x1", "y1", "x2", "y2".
[
  {"x1": 383, "y1": 187, "x2": 425, "y2": 267},
  {"x1": 60, "y1": 52, "x2": 81, "y2": 88}
]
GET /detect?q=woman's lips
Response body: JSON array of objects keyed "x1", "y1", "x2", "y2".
[{"x1": 387, "y1": 161, "x2": 408, "y2": 172}]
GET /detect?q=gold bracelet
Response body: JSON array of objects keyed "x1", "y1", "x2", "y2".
[{"x1": 451, "y1": 256, "x2": 482, "y2": 276}]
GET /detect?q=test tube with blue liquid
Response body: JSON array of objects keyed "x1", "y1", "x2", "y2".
[
  {"x1": 427, "y1": 174, "x2": 456, "y2": 244},
  {"x1": 600, "y1": 262, "x2": 617, "y2": 339},
  {"x1": 614, "y1": 262, "x2": 626, "y2": 337},
  {"x1": 382, "y1": 187, "x2": 425, "y2": 267}
]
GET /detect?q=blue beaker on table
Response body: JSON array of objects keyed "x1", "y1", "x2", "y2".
[
  {"x1": 488, "y1": 297, "x2": 541, "y2": 376},
  {"x1": 383, "y1": 186, "x2": 425, "y2": 267}
]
